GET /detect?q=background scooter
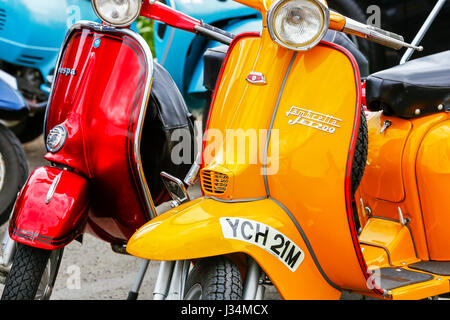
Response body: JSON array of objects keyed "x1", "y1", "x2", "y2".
[
  {"x1": 153, "y1": 0, "x2": 261, "y2": 118},
  {"x1": 0, "y1": 77, "x2": 27, "y2": 225},
  {"x1": 0, "y1": 0, "x2": 99, "y2": 143},
  {"x1": 0, "y1": 1, "x2": 99, "y2": 225},
  {"x1": 0, "y1": 0, "x2": 205, "y2": 299}
]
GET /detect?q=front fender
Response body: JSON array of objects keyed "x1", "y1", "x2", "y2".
[
  {"x1": 127, "y1": 197, "x2": 340, "y2": 299},
  {"x1": 9, "y1": 166, "x2": 89, "y2": 250}
]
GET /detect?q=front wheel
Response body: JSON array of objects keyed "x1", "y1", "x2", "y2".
[
  {"x1": 184, "y1": 256, "x2": 242, "y2": 300},
  {"x1": 0, "y1": 123, "x2": 28, "y2": 225},
  {"x1": 1, "y1": 243, "x2": 63, "y2": 300}
]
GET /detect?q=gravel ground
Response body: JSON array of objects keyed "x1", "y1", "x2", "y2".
[{"x1": 0, "y1": 135, "x2": 281, "y2": 300}]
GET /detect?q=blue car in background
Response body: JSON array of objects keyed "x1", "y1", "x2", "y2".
[
  {"x1": 0, "y1": 0, "x2": 99, "y2": 142},
  {"x1": 0, "y1": 0, "x2": 99, "y2": 224},
  {"x1": 153, "y1": 0, "x2": 262, "y2": 117}
]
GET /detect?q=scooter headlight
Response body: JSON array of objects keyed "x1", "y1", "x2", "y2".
[
  {"x1": 92, "y1": 0, "x2": 142, "y2": 27},
  {"x1": 267, "y1": 0, "x2": 329, "y2": 51}
]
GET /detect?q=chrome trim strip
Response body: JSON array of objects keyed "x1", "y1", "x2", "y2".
[
  {"x1": 46, "y1": 172, "x2": 62, "y2": 204},
  {"x1": 205, "y1": 196, "x2": 268, "y2": 203},
  {"x1": 269, "y1": 197, "x2": 341, "y2": 291},
  {"x1": 263, "y1": 52, "x2": 297, "y2": 196},
  {"x1": 261, "y1": 50, "x2": 341, "y2": 291},
  {"x1": 43, "y1": 21, "x2": 157, "y2": 219},
  {"x1": 359, "y1": 241, "x2": 393, "y2": 266},
  {"x1": 128, "y1": 27, "x2": 158, "y2": 219}
]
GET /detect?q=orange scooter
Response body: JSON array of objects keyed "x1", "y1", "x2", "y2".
[{"x1": 127, "y1": 0, "x2": 450, "y2": 300}]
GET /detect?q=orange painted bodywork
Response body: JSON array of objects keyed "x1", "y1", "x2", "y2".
[
  {"x1": 357, "y1": 112, "x2": 450, "y2": 262},
  {"x1": 127, "y1": 0, "x2": 450, "y2": 300},
  {"x1": 416, "y1": 120, "x2": 450, "y2": 260},
  {"x1": 127, "y1": 198, "x2": 341, "y2": 300},
  {"x1": 129, "y1": 29, "x2": 375, "y2": 298},
  {"x1": 359, "y1": 218, "x2": 419, "y2": 269}
]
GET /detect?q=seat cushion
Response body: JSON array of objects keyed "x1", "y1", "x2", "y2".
[{"x1": 366, "y1": 50, "x2": 450, "y2": 118}]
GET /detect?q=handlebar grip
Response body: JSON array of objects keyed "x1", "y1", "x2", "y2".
[
  {"x1": 367, "y1": 26, "x2": 404, "y2": 42},
  {"x1": 342, "y1": 17, "x2": 423, "y2": 51},
  {"x1": 194, "y1": 22, "x2": 235, "y2": 45},
  {"x1": 202, "y1": 23, "x2": 235, "y2": 41}
]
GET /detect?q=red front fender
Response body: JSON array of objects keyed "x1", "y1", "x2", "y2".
[{"x1": 9, "y1": 166, "x2": 89, "y2": 250}]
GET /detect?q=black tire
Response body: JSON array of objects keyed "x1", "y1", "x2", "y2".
[
  {"x1": 1, "y1": 244, "x2": 63, "y2": 300},
  {"x1": 9, "y1": 112, "x2": 45, "y2": 143},
  {"x1": 351, "y1": 106, "x2": 368, "y2": 196},
  {"x1": 0, "y1": 123, "x2": 28, "y2": 225},
  {"x1": 184, "y1": 256, "x2": 242, "y2": 300}
]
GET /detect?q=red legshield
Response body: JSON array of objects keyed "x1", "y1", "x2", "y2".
[{"x1": 10, "y1": 22, "x2": 157, "y2": 248}]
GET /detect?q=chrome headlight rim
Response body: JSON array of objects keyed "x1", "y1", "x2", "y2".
[
  {"x1": 92, "y1": 0, "x2": 142, "y2": 28},
  {"x1": 46, "y1": 124, "x2": 68, "y2": 153},
  {"x1": 267, "y1": 0, "x2": 330, "y2": 51}
]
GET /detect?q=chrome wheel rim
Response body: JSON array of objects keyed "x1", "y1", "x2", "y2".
[{"x1": 0, "y1": 152, "x2": 6, "y2": 191}]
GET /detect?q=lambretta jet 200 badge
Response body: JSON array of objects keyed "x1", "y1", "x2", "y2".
[
  {"x1": 246, "y1": 72, "x2": 266, "y2": 85},
  {"x1": 286, "y1": 106, "x2": 342, "y2": 134},
  {"x1": 220, "y1": 217, "x2": 304, "y2": 272}
]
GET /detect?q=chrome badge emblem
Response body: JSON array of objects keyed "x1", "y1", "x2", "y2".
[
  {"x1": 246, "y1": 72, "x2": 266, "y2": 85},
  {"x1": 286, "y1": 106, "x2": 342, "y2": 134},
  {"x1": 58, "y1": 68, "x2": 77, "y2": 76},
  {"x1": 46, "y1": 124, "x2": 68, "y2": 153}
]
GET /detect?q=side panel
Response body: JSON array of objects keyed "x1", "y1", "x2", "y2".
[
  {"x1": 357, "y1": 113, "x2": 448, "y2": 260},
  {"x1": 417, "y1": 118, "x2": 450, "y2": 260},
  {"x1": 44, "y1": 24, "x2": 155, "y2": 242},
  {"x1": 360, "y1": 113, "x2": 412, "y2": 203},
  {"x1": 127, "y1": 198, "x2": 341, "y2": 300},
  {"x1": 9, "y1": 166, "x2": 89, "y2": 250}
]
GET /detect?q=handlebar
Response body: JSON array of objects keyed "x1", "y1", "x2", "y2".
[
  {"x1": 141, "y1": 1, "x2": 234, "y2": 45},
  {"x1": 330, "y1": 11, "x2": 423, "y2": 51},
  {"x1": 141, "y1": 1, "x2": 422, "y2": 52}
]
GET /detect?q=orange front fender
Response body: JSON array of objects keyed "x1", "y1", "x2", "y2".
[{"x1": 127, "y1": 197, "x2": 341, "y2": 299}]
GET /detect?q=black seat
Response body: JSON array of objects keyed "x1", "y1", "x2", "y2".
[{"x1": 365, "y1": 50, "x2": 450, "y2": 118}]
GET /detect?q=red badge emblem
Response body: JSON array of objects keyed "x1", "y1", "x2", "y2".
[{"x1": 246, "y1": 72, "x2": 266, "y2": 85}]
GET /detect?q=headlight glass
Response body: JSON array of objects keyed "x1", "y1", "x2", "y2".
[
  {"x1": 92, "y1": 0, "x2": 141, "y2": 27},
  {"x1": 268, "y1": 0, "x2": 329, "y2": 51}
]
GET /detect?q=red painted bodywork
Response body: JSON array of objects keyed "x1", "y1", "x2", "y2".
[
  {"x1": 10, "y1": 24, "x2": 159, "y2": 249},
  {"x1": 10, "y1": 166, "x2": 89, "y2": 250},
  {"x1": 140, "y1": 1, "x2": 200, "y2": 33}
]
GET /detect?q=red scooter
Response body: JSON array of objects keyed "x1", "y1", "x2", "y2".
[{"x1": 0, "y1": 0, "x2": 231, "y2": 300}]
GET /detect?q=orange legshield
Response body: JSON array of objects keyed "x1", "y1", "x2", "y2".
[
  {"x1": 128, "y1": 0, "x2": 450, "y2": 300},
  {"x1": 128, "y1": 26, "x2": 377, "y2": 299}
]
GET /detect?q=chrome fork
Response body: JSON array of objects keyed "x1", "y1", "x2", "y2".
[
  {"x1": 0, "y1": 230, "x2": 16, "y2": 284},
  {"x1": 243, "y1": 257, "x2": 266, "y2": 300},
  {"x1": 153, "y1": 260, "x2": 190, "y2": 300}
]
